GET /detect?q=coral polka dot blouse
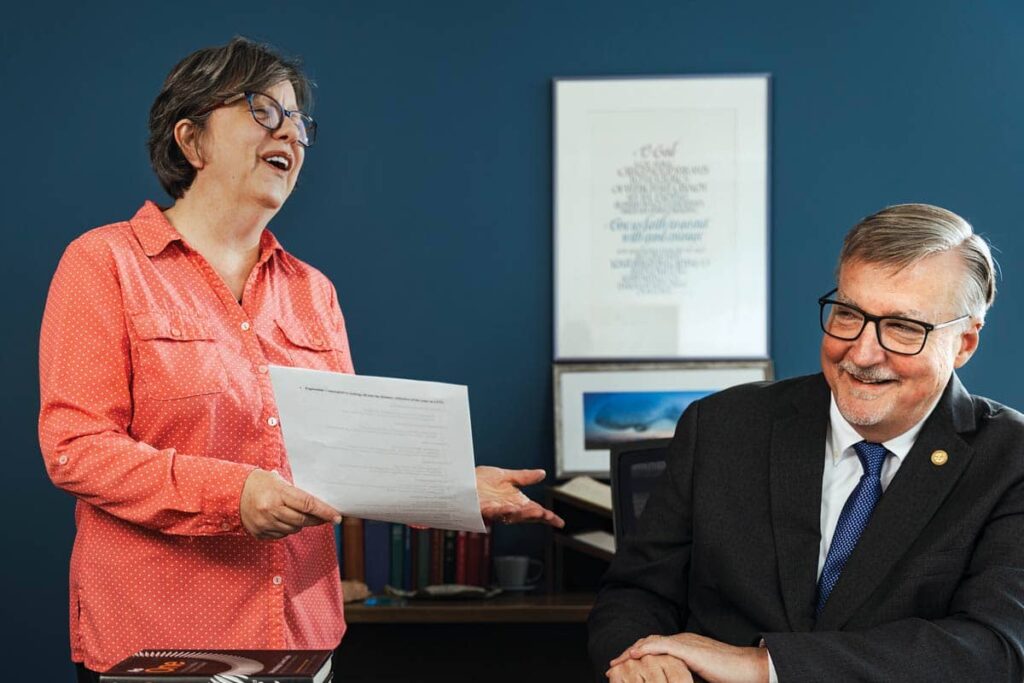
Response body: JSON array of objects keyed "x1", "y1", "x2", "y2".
[{"x1": 39, "y1": 202, "x2": 352, "y2": 672}]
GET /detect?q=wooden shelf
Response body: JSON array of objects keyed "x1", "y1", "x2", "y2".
[
  {"x1": 548, "y1": 488, "x2": 613, "y2": 519},
  {"x1": 553, "y1": 532, "x2": 615, "y2": 562},
  {"x1": 344, "y1": 592, "x2": 593, "y2": 624},
  {"x1": 547, "y1": 486, "x2": 616, "y2": 592}
]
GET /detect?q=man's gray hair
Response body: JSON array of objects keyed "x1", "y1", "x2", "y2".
[{"x1": 838, "y1": 203, "x2": 997, "y2": 321}]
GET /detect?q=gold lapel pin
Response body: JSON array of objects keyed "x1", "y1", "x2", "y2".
[{"x1": 931, "y1": 450, "x2": 949, "y2": 466}]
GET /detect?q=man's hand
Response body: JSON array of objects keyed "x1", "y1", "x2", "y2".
[
  {"x1": 610, "y1": 633, "x2": 768, "y2": 683},
  {"x1": 606, "y1": 653, "x2": 695, "y2": 682},
  {"x1": 240, "y1": 469, "x2": 342, "y2": 540},
  {"x1": 475, "y1": 466, "x2": 565, "y2": 528}
]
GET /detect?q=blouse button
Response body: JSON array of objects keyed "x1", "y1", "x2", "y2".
[
  {"x1": 240, "y1": 321, "x2": 251, "y2": 331},
  {"x1": 58, "y1": 455, "x2": 68, "y2": 465},
  {"x1": 257, "y1": 364, "x2": 269, "y2": 374},
  {"x1": 272, "y1": 575, "x2": 283, "y2": 585},
  {"x1": 267, "y1": 416, "x2": 279, "y2": 427}
]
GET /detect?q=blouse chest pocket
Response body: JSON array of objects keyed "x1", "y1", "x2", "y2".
[
  {"x1": 130, "y1": 310, "x2": 228, "y2": 399},
  {"x1": 274, "y1": 316, "x2": 342, "y2": 371}
]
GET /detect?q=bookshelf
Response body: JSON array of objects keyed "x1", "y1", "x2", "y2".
[
  {"x1": 344, "y1": 592, "x2": 592, "y2": 624},
  {"x1": 546, "y1": 480, "x2": 616, "y2": 593},
  {"x1": 338, "y1": 506, "x2": 602, "y2": 679}
]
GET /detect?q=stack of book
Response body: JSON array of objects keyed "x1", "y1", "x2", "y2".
[
  {"x1": 340, "y1": 519, "x2": 491, "y2": 593},
  {"x1": 101, "y1": 649, "x2": 332, "y2": 682}
]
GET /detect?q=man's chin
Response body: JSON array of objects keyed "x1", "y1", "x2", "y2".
[{"x1": 835, "y1": 395, "x2": 888, "y2": 427}]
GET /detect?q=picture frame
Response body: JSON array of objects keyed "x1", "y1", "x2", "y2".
[
  {"x1": 554, "y1": 361, "x2": 773, "y2": 478},
  {"x1": 553, "y1": 75, "x2": 770, "y2": 361}
]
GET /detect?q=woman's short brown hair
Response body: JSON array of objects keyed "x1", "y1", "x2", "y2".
[{"x1": 148, "y1": 36, "x2": 313, "y2": 199}]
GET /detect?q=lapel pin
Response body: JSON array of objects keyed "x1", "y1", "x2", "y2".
[{"x1": 931, "y1": 450, "x2": 949, "y2": 466}]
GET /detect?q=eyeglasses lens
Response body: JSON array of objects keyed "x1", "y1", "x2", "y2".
[
  {"x1": 249, "y1": 93, "x2": 314, "y2": 147},
  {"x1": 821, "y1": 302, "x2": 927, "y2": 354}
]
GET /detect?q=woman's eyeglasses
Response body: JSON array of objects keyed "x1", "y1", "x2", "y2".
[{"x1": 195, "y1": 91, "x2": 317, "y2": 148}]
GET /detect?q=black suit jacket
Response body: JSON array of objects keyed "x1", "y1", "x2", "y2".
[{"x1": 588, "y1": 373, "x2": 1024, "y2": 682}]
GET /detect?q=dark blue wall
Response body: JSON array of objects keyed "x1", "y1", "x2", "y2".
[{"x1": 4, "y1": 1, "x2": 1023, "y2": 678}]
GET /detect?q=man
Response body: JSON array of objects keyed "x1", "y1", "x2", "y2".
[{"x1": 589, "y1": 204, "x2": 1024, "y2": 682}]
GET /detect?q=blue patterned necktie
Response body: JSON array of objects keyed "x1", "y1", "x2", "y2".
[{"x1": 815, "y1": 440, "x2": 889, "y2": 615}]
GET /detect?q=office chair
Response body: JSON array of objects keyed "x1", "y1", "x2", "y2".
[{"x1": 610, "y1": 438, "x2": 671, "y2": 545}]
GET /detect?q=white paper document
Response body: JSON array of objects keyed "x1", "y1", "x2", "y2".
[{"x1": 269, "y1": 366, "x2": 486, "y2": 532}]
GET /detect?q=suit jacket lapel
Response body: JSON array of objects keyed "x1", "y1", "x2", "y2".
[
  {"x1": 771, "y1": 375, "x2": 831, "y2": 633},
  {"x1": 815, "y1": 374, "x2": 976, "y2": 631}
]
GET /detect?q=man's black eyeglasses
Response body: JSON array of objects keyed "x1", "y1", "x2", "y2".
[{"x1": 818, "y1": 288, "x2": 969, "y2": 356}]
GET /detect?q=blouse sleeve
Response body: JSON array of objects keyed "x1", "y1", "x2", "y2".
[{"x1": 38, "y1": 235, "x2": 255, "y2": 535}]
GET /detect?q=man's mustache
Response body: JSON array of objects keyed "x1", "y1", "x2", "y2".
[{"x1": 838, "y1": 361, "x2": 898, "y2": 383}]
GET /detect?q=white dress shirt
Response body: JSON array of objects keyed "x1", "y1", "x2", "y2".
[{"x1": 766, "y1": 393, "x2": 940, "y2": 682}]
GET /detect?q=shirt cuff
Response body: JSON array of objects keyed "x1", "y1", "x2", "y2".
[{"x1": 760, "y1": 638, "x2": 779, "y2": 683}]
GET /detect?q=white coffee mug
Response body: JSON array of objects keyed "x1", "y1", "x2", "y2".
[{"x1": 493, "y1": 555, "x2": 543, "y2": 589}]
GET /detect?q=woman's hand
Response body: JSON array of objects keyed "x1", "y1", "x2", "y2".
[
  {"x1": 475, "y1": 466, "x2": 565, "y2": 528},
  {"x1": 240, "y1": 469, "x2": 342, "y2": 540}
]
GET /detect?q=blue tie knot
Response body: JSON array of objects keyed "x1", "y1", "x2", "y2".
[{"x1": 853, "y1": 441, "x2": 888, "y2": 478}]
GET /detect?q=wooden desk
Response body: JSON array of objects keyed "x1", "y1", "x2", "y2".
[
  {"x1": 344, "y1": 592, "x2": 593, "y2": 624},
  {"x1": 337, "y1": 594, "x2": 596, "y2": 682}
]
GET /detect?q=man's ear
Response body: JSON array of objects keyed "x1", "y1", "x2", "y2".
[
  {"x1": 173, "y1": 118, "x2": 205, "y2": 170},
  {"x1": 953, "y1": 319, "x2": 983, "y2": 369}
]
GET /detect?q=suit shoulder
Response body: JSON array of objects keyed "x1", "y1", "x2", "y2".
[
  {"x1": 971, "y1": 393, "x2": 1024, "y2": 433},
  {"x1": 698, "y1": 373, "x2": 824, "y2": 413}
]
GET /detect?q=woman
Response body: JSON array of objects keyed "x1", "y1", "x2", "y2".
[{"x1": 39, "y1": 37, "x2": 562, "y2": 681}]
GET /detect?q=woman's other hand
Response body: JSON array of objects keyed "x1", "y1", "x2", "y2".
[
  {"x1": 475, "y1": 466, "x2": 565, "y2": 528},
  {"x1": 240, "y1": 469, "x2": 342, "y2": 540}
]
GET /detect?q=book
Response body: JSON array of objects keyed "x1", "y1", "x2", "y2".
[
  {"x1": 100, "y1": 649, "x2": 332, "y2": 682},
  {"x1": 409, "y1": 525, "x2": 419, "y2": 590},
  {"x1": 389, "y1": 523, "x2": 404, "y2": 588},
  {"x1": 554, "y1": 476, "x2": 612, "y2": 512},
  {"x1": 429, "y1": 528, "x2": 444, "y2": 585},
  {"x1": 363, "y1": 520, "x2": 390, "y2": 594},
  {"x1": 402, "y1": 524, "x2": 413, "y2": 589},
  {"x1": 341, "y1": 517, "x2": 365, "y2": 581},
  {"x1": 465, "y1": 532, "x2": 482, "y2": 586},
  {"x1": 442, "y1": 529, "x2": 457, "y2": 583},
  {"x1": 480, "y1": 529, "x2": 492, "y2": 587},
  {"x1": 572, "y1": 529, "x2": 616, "y2": 555},
  {"x1": 416, "y1": 528, "x2": 431, "y2": 589},
  {"x1": 455, "y1": 531, "x2": 468, "y2": 584}
]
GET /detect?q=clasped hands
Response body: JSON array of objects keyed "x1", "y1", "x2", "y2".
[
  {"x1": 606, "y1": 633, "x2": 768, "y2": 683},
  {"x1": 240, "y1": 465, "x2": 564, "y2": 540}
]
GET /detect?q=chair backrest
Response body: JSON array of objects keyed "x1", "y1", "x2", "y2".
[{"x1": 610, "y1": 438, "x2": 671, "y2": 545}]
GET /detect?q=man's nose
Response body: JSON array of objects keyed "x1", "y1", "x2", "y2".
[{"x1": 847, "y1": 321, "x2": 888, "y2": 364}]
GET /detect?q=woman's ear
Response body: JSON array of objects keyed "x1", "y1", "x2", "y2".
[{"x1": 173, "y1": 118, "x2": 205, "y2": 170}]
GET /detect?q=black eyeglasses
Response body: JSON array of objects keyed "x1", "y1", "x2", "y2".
[
  {"x1": 195, "y1": 91, "x2": 317, "y2": 147},
  {"x1": 818, "y1": 288, "x2": 969, "y2": 356}
]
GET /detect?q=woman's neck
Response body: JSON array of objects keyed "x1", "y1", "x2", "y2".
[
  {"x1": 163, "y1": 184, "x2": 277, "y2": 302},
  {"x1": 163, "y1": 184, "x2": 274, "y2": 257}
]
